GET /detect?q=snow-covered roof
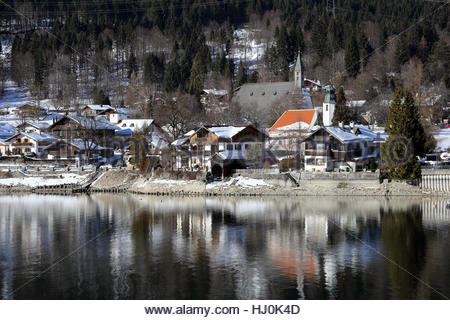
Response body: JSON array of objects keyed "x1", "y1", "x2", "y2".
[
  {"x1": 0, "y1": 122, "x2": 16, "y2": 139},
  {"x1": 346, "y1": 100, "x2": 366, "y2": 108},
  {"x1": 208, "y1": 126, "x2": 247, "y2": 139},
  {"x1": 19, "y1": 120, "x2": 52, "y2": 130},
  {"x1": 117, "y1": 119, "x2": 154, "y2": 131},
  {"x1": 202, "y1": 89, "x2": 228, "y2": 96},
  {"x1": 70, "y1": 139, "x2": 105, "y2": 151},
  {"x1": 84, "y1": 104, "x2": 113, "y2": 111},
  {"x1": 304, "y1": 79, "x2": 322, "y2": 87},
  {"x1": 323, "y1": 125, "x2": 386, "y2": 144},
  {"x1": 171, "y1": 130, "x2": 196, "y2": 147},
  {"x1": 60, "y1": 115, "x2": 120, "y2": 130},
  {"x1": 276, "y1": 121, "x2": 311, "y2": 131},
  {"x1": 210, "y1": 150, "x2": 245, "y2": 161},
  {"x1": 7, "y1": 131, "x2": 58, "y2": 143},
  {"x1": 44, "y1": 139, "x2": 104, "y2": 151},
  {"x1": 42, "y1": 113, "x2": 64, "y2": 122}
]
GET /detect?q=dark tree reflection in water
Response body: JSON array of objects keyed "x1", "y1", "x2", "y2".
[{"x1": 381, "y1": 206, "x2": 426, "y2": 299}]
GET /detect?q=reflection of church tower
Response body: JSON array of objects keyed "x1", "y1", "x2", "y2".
[
  {"x1": 323, "y1": 86, "x2": 336, "y2": 126},
  {"x1": 294, "y1": 51, "x2": 304, "y2": 89}
]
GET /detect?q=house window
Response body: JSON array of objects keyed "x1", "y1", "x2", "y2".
[
  {"x1": 325, "y1": 105, "x2": 328, "y2": 112},
  {"x1": 235, "y1": 144, "x2": 242, "y2": 150},
  {"x1": 317, "y1": 143, "x2": 325, "y2": 150},
  {"x1": 226, "y1": 144, "x2": 233, "y2": 151},
  {"x1": 306, "y1": 158, "x2": 315, "y2": 165}
]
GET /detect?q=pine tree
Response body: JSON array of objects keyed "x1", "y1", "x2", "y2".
[
  {"x1": 145, "y1": 97, "x2": 153, "y2": 118},
  {"x1": 127, "y1": 52, "x2": 138, "y2": 79},
  {"x1": 344, "y1": 35, "x2": 360, "y2": 78},
  {"x1": 162, "y1": 59, "x2": 180, "y2": 92},
  {"x1": 444, "y1": 74, "x2": 450, "y2": 89},
  {"x1": 235, "y1": 61, "x2": 247, "y2": 88},
  {"x1": 395, "y1": 35, "x2": 409, "y2": 68},
  {"x1": 224, "y1": 57, "x2": 235, "y2": 80},
  {"x1": 143, "y1": 53, "x2": 165, "y2": 85},
  {"x1": 188, "y1": 53, "x2": 206, "y2": 96},
  {"x1": 332, "y1": 87, "x2": 352, "y2": 125},
  {"x1": 93, "y1": 88, "x2": 111, "y2": 105},
  {"x1": 358, "y1": 31, "x2": 372, "y2": 69},
  {"x1": 248, "y1": 71, "x2": 258, "y2": 83},
  {"x1": 381, "y1": 88, "x2": 434, "y2": 180},
  {"x1": 311, "y1": 16, "x2": 328, "y2": 61}
]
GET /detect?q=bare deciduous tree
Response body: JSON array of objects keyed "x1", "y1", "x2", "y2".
[{"x1": 154, "y1": 92, "x2": 201, "y2": 140}]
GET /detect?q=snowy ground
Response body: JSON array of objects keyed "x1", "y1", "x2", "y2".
[
  {"x1": 0, "y1": 36, "x2": 54, "y2": 114},
  {"x1": 230, "y1": 28, "x2": 269, "y2": 71},
  {"x1": 0, "y1": 173, "x2": 88, "y2": 187},
  {"x1": 206, "y1": 176, "x2": 271, "y2": 189},
  {"x1": 207, "y1": 27, "x2": 270, "y2": 73}
]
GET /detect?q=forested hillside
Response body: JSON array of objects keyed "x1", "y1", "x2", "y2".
[{"x1": 0, "y1": 0, "x2": 449, "y2": 124}]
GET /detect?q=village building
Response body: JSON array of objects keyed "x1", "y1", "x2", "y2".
[
  {"x1": 48, "y1": 115, "x2": 119, "y2": 140},
  {"x1": 15, "y1": 120, "x2": 52, "y2": 135},
  {"x1": 268, "y1": 109, "x2": 318, "y2": 160},
  {"x1": 200, "y1": 89, "x2": 230, "y2": 111},
  {"x1": 302, "y1": 124, "x2": 386, "y2": 172},
  {"x1": 109, "y1": 108, "x2": 129, "y2": 123},
  {"x1": 44, "y1": 139, "x2": 111, "y2": 162},
  {"x1": 172, "y1": 125, "x2": 269, "y2": 176},
  {"x1": 5, "y1": 132, "x2": 58, "y2": 156},
  {"x1": 115, "y1": 119, "x2": 170, "y2": 154},
  {"x1": 81, "y1": 105, "x2": 115, "y2": 117},
  {"x1": 0, "y1": 140, "x2": 10, "y2": 156},
  {"x1": 303, "y1": 79, "x2": 323, "y2": 92},
  {"x1": 13, "y1": 104, "x2": 47, "y2": 119},
  {"x1": 233, "y1": 52, "x2": 314, "y2": 116}
]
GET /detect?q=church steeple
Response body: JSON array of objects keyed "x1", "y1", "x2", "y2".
[{"x1": 294, "y1": 51, "x2": 304, "y2": 89}]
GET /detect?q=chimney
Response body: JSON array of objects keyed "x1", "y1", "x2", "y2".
[
  {"x1": 350, "y1": 121, "x2": 355, "y2": 128},
  {"x1": 338, "y1": 121, "x2": 344, "y2": 128}
]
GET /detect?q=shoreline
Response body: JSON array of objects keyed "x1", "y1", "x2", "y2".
[{"x1": 1, "y1": 169, "x2": 449, "y2": 198}]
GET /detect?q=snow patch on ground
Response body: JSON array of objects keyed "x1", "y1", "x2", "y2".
[
  {"x1": 150, "y1": 179, "x2": 188, "y2": 186},
  {"x1": 207, "y1": 176, "x2": 271, "y2": 189},
  {"x1": 0, "y1": 173, "x2": 87, "y2": 187}
]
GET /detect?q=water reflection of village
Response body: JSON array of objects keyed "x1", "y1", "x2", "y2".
[{"x1": 0, "y1": 194, "x2": 449, "y2": 299}]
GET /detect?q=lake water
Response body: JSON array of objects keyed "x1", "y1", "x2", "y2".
[{"x1": 0, "y1": 194, "x2": 449, "y2": 300}]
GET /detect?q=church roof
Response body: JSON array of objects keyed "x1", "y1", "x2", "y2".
[{"x1": 233, "y1": 82, "x2": 313, "y2": 112}]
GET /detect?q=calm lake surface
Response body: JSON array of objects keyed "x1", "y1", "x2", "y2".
[{"x1": 0, "y1": 194, "x2": 449, "y2": 300}]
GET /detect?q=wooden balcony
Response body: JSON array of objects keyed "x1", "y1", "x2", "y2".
[{"x1": 12, "y1": 142, "x2": 33, "y2": 147}]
